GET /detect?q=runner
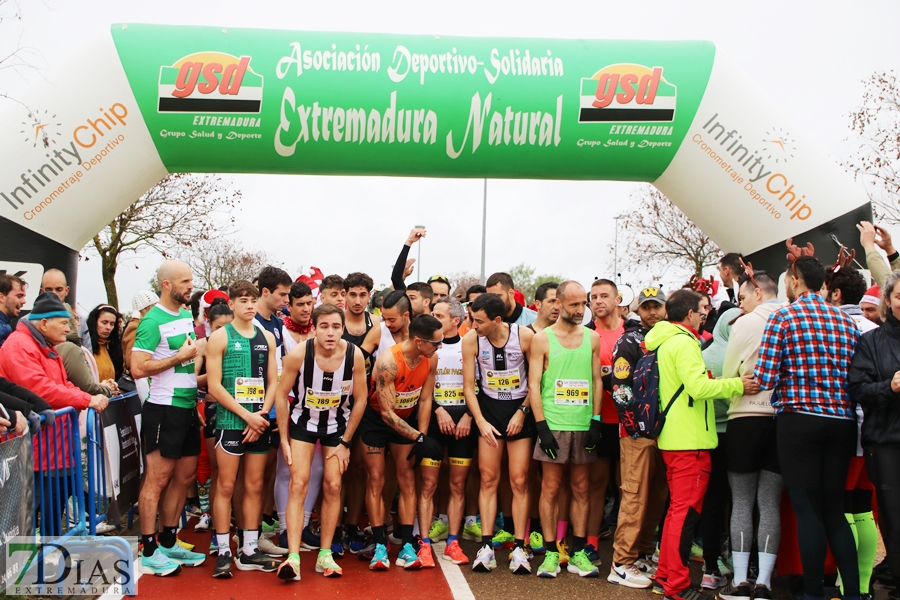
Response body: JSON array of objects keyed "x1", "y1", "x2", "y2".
[
  {"x1": 320, "y1": 275, "x2": 347, "y2": 311},
  {"x1": 463, "y1": 293, "x2": 535, "y2": 574},
  {"x1": 428, "y1": 275, "x2": 452, "y2": 301},
  {"x1": 133, "y1": 260, "x2": 206, "y2": 576},
  {"x1": 528, "y1": 282, "x2": 559, "y2": 332},
  {"x1": 359, "y1": 314, "x2": 444, "y2": 571},
  {"x1": 275, "y1": 303, "x2": 368, "y2": 581},
  {"x1": 343, "y1": 272, "x2": 380, "y2": 352},
  {"x1": 485, "y1": 272, "x2": 537, "y2": 326},
  {"x1": 718, "y1": 253, "x2": 745, "y2": 303},
  {"x1": 254, "y1": 266, "x2": 292, "y2": 349},
  {"x1": 206, "y1": 281, "x2": 279, "y2": 578},
  {"x1": 406, "y1": 282, "x2": 434, "y2": 317},
  {"x1": 368, "y1": 290, "x2": 412, "y2": 360},
  {"x1": 419, "y1": 298, "x2": 476, "y2": 565},
  {"x1": 528, "y1": 281, "x2": 604, "y2": 579},
  {"x1": 585, "y1": 279, "x2": 625, "y2": 563}
]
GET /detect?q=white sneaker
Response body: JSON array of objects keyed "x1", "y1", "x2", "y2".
[
  {"x1": 508, "y1": 547, "x2": 531, "y2": 575},
  {"x1": 636, "y1": 556, "x2": 658, "y2": 576},
  {"x1": 94, "y1": 520, "x2": 117, "y2": 534},
  {"x1": 473, "y1": 545, "x2": 496, "y2": 572},
  {"x1": 608, "y1": 563, "x2": 653, "y2": 589},
  {"x1": 194, "y1": 513, "x2": 211, "y2": 532},
  {"x1": 258, "y1": 533, "x2": 288, "y2": 557},
  {"x1": 701, "y1": 570, "x2": 728, "y2": 589}
]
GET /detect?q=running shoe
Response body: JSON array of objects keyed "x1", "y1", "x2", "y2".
[
  {"x1": 194, "y1": 513, "x2": 211, "y2": 532},
  {"x1": 665, "y1": 585, "x2": 710, "y2": 600},
  {"x1": 212, "y1": 552, "x2": 232, "y2": 579},
  {"x1": 139, "y1": 549, "x2": 182, "y2": 577},
  {"x1": 556, "y1": 539, "x2": 570, "y2": 566},
  {"x1": 636, "y1": 555, "x2": 658, "y2": 576},
  {"x1": 388, "y1": 530, "x2": 402, "y2": 546},
  {"x1": 316, "y1": 550, "x2": 342, "y2": 577},
  {"x1": 522, "y1": 544, "x2": 534, "y2": 560},
  {"x1": 718, "y1": 557, "x2": 733, "y2": 578},
  {"x1": 752, "y1": 584, "x2": 773, "y2": 600},
  {"x1": 652, "y1": 579, "x2": 666, "y2": 595},
  {"x1": 652, "y1": 544, "x2": 660, "y2": 563},
  {"x1": 396, "y1": 542, "x2": 422, "y2": 569},
  {"x1": 608, "y1": 563, "x2": 653, "y2": 588},
  {"x1": 185, "y1": 503, "x2": 203, "y2": 518},
  {"x1": 346, "y1": 528, "x2": 368, "y2": 554},
  {"x1": 585, "y1": 543, "x2": 602, "y2": 566},
  {"x1": 701, "y1": 570, "x2": 728, "y2": 589},
  {"x1": 690, "y1": 542, "x2": 704, "y2": 563},
  {"x1": 508, "y1": 546, "x2": 531, "y2": 575},
  {"x1": 536, "y1": 551, "x2": 561, "y2": 578},
  {"x1": 473, "y1": 545, "x2": 496, "y2": 573},
  {"x1": 491, "y1": 529, "x2": 515, "y2": 549},
  {"x1": 529, "y1": 531, "x2": 545, "y2": 553},
  {"x1": 236, "y1": 549, "x2": 279, "y2": 572},
  {"x1": 443, "y1": 540, "x2": 469, "y2": 565},
  {"x1": 262, "y1": 519, "x2": 279, "y2": 535},
  {"x1": 417, "y1": 540, "x2": 435, "y2": 568},
  {"x1": 599, "y1": 523, "x2": 613, "y2": 539},
  {"x1": 358, "y1": 540, "x2": 378, "y2": 561},
  {"x1": 176, "y1": 537, "x2": 195, "y2": 551},
  {"x1": 462, "y1": 520, "x2": 482, "y2": 542},
  {"x1": 158, "y1": 543, "x2": 206, "y2": 567},
  {"x1": 277, "y1": 554, "x2": 301, "y2": 581},
  {"x1": 369, "y1": 543, "x2": 390, "y2": 570},
  {"x1": 429, "y1": 519, "x2": 449, "y2": 542},
  {"x1": 567, "y1": 549, "x2": 600, "y2": 577},
  {"x1": 301, "y1": 524, "x2": 321, "y2": 550},
  {"x1": 208, "y1": 539, "x2": 217, "y2": 556},
  {"x1": 258, "y1": 533, "x2": 288, "y2": 557},
  {"x1": 718, "y1": 581, "x2": 753, "y2": 600}
]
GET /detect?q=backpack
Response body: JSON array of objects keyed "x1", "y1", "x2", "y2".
[{"x1": 622, "y1": 336, "x2": 688, "y2": 438}]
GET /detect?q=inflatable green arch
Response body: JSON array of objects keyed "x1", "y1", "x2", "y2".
[{"x1": 0, "y1": 24, "x2": 871, "y2": 297}]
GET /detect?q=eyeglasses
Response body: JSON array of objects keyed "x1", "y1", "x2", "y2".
[
  {"x1": 415, "y1": 336, "x2": 443, "y2": 347},
  {"x1": 427, "y1": 275, "x2": 450, "y2": 285}
]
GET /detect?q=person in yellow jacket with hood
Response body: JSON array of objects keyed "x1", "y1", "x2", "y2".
[{"x1": 643, "y1": 289, "x2": 759, "y2": 600}]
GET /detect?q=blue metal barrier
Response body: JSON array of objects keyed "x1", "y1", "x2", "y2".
[
  {"x1": 33, "y1": 406, "x2": 85, "y2": 538},
  {"x1": 85, "y1": 391, "x2": 138, "y2": 536}
]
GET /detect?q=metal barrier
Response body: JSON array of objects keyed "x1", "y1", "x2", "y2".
[
  {"x1": 85, "y1": 391, "x2": 138, "y2": 536},
  {"x1": 33, "y1": 406, "x2": 85, "y2": 538}
]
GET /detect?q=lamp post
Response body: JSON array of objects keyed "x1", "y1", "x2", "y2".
[
  {"x1": 613, "y1": 214, "x2": 625, "y2": 283},
  {"x1": 480, "y1": 178, "x2": 487, "y2": 284}
]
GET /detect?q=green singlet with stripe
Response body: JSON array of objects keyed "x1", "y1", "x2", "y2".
[
  {"x1": 217, "y1": 323, "x2": 270, "y2": 431},
  {"x1": 540, "y1": 328, "x2": 594, "y2": 432}
]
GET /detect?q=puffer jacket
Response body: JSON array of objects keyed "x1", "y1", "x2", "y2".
[{"x1": 848, "y1": 312, "x2": 900, "y2": 445}]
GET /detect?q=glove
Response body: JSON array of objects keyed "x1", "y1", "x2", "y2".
[
  {"x1": 26, "y1": 411, "x2": 41, "y2": 436},
  {"x1": 535, "y1": 420, "x2": 559, "y2": 460},
  {"x1": 40, "y1": 409, "x2": 56, "y2": 428},
  {"x1": 407, "y1": 433, "x2": 444, "y2": 463},
  {"x1": 584, "y1": 417, "x2": 603, "y2": 452}
]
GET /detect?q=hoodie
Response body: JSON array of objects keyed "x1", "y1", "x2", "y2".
[
  {"x1": 644, "y1": 320, "x2": 744, "y2": 451},
  {"x1": 722, "y1": 301, "x2": 781, "y2": 419},
  {"x1": 702, "y1": 307, "x2": 742, "y2": 433}
]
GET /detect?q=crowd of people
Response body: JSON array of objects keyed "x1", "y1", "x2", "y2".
[{"x1": 1, "y1": 221, "x2": 900, "y2": 600}]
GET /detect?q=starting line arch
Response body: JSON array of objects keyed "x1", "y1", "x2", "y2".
[{"x1": 0, "y1": 24, "x2": 871, "y2": 299}]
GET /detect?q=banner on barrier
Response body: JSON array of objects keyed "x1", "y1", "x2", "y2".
[
  {"x1": 0, "y1": 435, "x2": 35, "y2": 590},
  {"x1": 99, "y1": 395, "x2": 142, "y2": 519}
]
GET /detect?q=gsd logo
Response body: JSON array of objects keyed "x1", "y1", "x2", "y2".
[
  {"x1": 158, "y1": 52, "x2": 263, "y2": 114},
  {"x1": 579, "y1": 64, "x2": 676, "y2": 123}
]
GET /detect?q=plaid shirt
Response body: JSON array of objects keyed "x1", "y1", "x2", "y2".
[{"x1": 755, "y1": 290, "x2": 859, "y2": 419}]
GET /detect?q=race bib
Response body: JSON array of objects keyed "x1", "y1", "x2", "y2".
[
  {"x1": 435, "y1": 382, "x2": 465, "y2": 406},
  {"x1": 306, "y1": 388, "x2": 341, "y2": 411},
  {"x1": 396, "y1": 388, "x2": 422, "y2": 409},
  {"x1": 235, "y1": 377, "x2": 264, "y2": 403},
  {"x1": 486, "y1": 369, "x2": 521, "y2": 391},
  {"x1": 554, "y1": 379, "x2": 590, "y2": 405}
]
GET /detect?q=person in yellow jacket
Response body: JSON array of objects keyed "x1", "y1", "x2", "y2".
[{"x1": 643, "y1": 290, "x2": 758, "y2": 600}]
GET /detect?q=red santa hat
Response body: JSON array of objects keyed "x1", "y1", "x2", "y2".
[
  {"x1": 296, "y1": 266, "x2": 325, "y2": 298},
  {"x1": 860, "y1": 284, "x2": 880, "y2": 307}
]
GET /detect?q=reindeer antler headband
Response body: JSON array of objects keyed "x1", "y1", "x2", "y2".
[{"x1": 786, "y1": 237, "x2": 815, "y2": 277}]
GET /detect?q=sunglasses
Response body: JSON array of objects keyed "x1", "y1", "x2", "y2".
[
  {"x1": 415, "y1": 336, "x2": 443, "y2": 347},
  {"x1": 427, "y1": 275, "x2": 450, "y2": 285}
]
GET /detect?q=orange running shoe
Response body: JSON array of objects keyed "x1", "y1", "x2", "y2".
[
  {"x1": 418, "y1": 541, "x2": 435, "y2": 568},
  {"x1": 442, "y1": 540, "x2": 469, "y2": 565}
]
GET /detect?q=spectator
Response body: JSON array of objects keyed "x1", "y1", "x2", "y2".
[
  {"x1": 121, "y1": 291, "x2": 159, "y2": 395},
  {"x1": 86, "y1": 304, "x2": 124, "y2": 382},
  {"x1": 858, "y1": 221, "x2": 899, "y2": 287},
  {"x1": 0, "y1": 274, "x2": 27, "y2": 348},
  {"x1": 40, "y1": 268, "x2": 81, "y2": 345},
  {"x1": 0, "y1": 376, "x2": 53, "y2": 435}
]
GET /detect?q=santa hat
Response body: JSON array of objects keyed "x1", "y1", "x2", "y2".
[
  {"x1": 296, "y1": 266, "x2": 325, "y2": 298},
  {"x1": 860, "y1": 284, "x2": 880, "y2": 307},
  {"x1": 513, "y1": 289, "x2": 525, "y2": 307},
  {"x1": 201, "y1": 289, "x2": 229, "y2": 313}
]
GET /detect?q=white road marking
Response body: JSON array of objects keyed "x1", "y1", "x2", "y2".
[{"x1": 433, "y1": 541, "x2": 477, "y2": 600}]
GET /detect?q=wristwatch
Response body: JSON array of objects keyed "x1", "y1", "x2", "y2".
[
  {"x1": 517, "y1": 404, "x2": 531, "y2": 415},
  {"x1": 338, "y1": 437, "x2": 351, "y2": 448}
]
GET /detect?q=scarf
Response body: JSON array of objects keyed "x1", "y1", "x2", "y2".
[{"x1": 284, "y1": 317, "x2": 314, "y2": 335}]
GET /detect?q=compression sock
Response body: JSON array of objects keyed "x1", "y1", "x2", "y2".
[
  {"x1": 855, "y1": 512, "x2": 877, "y2": 594},
  {"x1": 198, "y1": 477, "x2": 211, "y2": 513},
  {"x1": 557, "y1": 521, "x2": 568, "y2": 543},
  {"x1": 216, "y1": 532, "x2": 231, "y2": 556},
  {"x1": 588, "y1": 535, "x2": 599, "y2": 549},
  {"x1": 757, "y1": 552, "x2": 777, "y2": 588}
]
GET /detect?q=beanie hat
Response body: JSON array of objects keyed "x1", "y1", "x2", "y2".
[
  {"x1": 860, "y1": 284, "x2": 880, "y2": 307},
  {"x1": 28, "y1": 291, "x2": 70, "y2": 320},
  {"x1": 132, "y1": 290, "x2": 159, "y2": 314}
]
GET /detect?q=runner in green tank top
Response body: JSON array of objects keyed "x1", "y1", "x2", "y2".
[
  {"x1": 206, "y1": 281, "x2": 279, "y2": 577},
  {"x1": 527, "y1": 280, "x2": 605, "y2": 579}
]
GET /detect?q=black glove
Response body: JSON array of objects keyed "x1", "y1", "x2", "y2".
[
  {"x1": 26, "y1": 411, "x2": 41, "y2": 436},
  {"x1": 40, "y1": 409, "x2": 56, "y2": 428},
  {"x1": 584, "y1": 417, "x2": 603, "y2": 452},
  {"x1": 535, "y1": 420, "x2": 559, "y2": 460},
  {"x1": 407, "y1": 433, "x2": 444, "y2": 463}
]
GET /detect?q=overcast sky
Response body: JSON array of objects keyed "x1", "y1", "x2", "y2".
[{"x1": 3, "y1": 0, "x2": 898, "y2": 312}]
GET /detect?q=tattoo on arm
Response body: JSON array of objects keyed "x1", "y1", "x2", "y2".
[{"x1": 377, "y1": 361, "x2": 420, "y2": 440}]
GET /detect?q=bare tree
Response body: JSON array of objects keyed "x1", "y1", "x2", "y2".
[
  {"x1": 182, "y1": 237, "x2": 280, "y2": 291},
  {"x1": 449, "y1": 271, "x2": 481, "y2": 300},
  {"x1": 846, "y1": 71, "x2": 900, "y2": 223},
  {"x1": 85, "y1": 174, "x2": 239, "y2": 307},
  {"x1": 0, "y1": 0, "x2": 42, "y2": 112},
  {"x1": 612, "y1": 186, "x2": 721, "y2": 278}
]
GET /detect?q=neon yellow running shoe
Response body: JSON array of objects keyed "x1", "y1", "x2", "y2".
[
  {"x1": 428, "y1": 519, "x2": 449, "y2": 542},
  {"x1": 492, "y1": 529, "x2": 515, "y2": 549},
  {"x1": 537, "y1": 551, "x2": 561, "y2": 578},
  {"x1": 462, "y1": 520, "x2": 482, "y2": 542},
  {"x1": 315, "y1": 550, "x2": 342, "y2": 577},
  {"x1": 529, "y1": 531, "x2": 545, "y2": 553}
]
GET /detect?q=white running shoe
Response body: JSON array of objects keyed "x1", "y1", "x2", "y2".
[
  {"x1": 194, "y1": 513, "x2": 211, "y2": 532},
  {"x1": 508, "y1": 547, "x2": 531, "y2": 575},
  {"x1": 608, "y1": 563, "x2": 653, "y2": 589},
  {"x1": 473, "y1": 545, "x2": 496, "y2": 572}
]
